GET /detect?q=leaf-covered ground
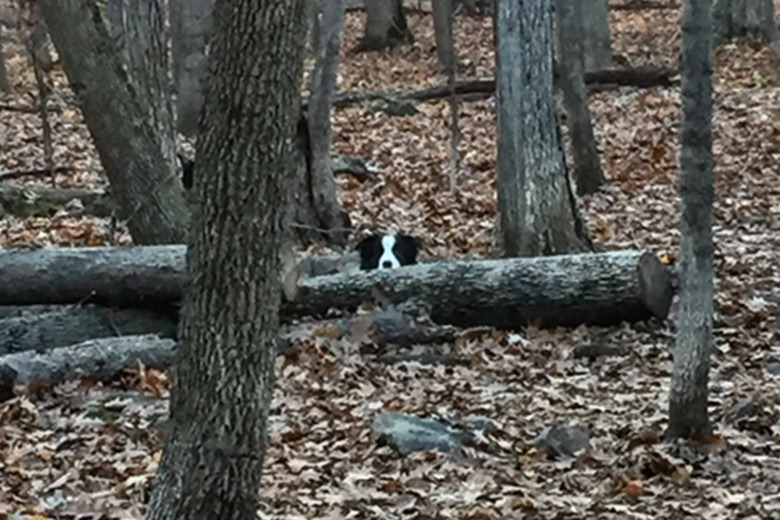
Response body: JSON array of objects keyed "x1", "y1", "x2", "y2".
[{"x1": 2, "y1": 3, "x2": 780, "y2": 518}]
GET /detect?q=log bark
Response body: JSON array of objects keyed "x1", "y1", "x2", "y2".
[
  {"x1": 0, "y1": 335, "x2": 176, "y2": 398},
  {"x1": 0, "y1": 307, "x2": 177, "y2": 355},
  {"x1": 0, "y1": 247, "x2": 674, "y2": 328},
  {"x1": 0, "y1": 182, "x2": 114, "y2": 218}
]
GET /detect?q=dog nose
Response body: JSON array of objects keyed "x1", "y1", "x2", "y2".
[{"x1": 381, "y1": 261, "x2": 393, "y2": 268}]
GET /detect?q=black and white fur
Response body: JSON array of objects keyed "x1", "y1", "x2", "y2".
[{"x1": 356, "y1": 234, "x2": 419, "y2": 270}]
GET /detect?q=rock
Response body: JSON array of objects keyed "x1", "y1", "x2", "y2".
[
  {"x1": 725, "y1": 396, "x2": 757, "y2": 424},
  {"x1": 372, "y1": 412, "x2": 463, "y2": 456},
  {"x1": 534, "y1": 422, "x2": 590, "y2": 459}
]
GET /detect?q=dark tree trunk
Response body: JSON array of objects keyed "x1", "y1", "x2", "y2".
[
  {"x1": 145, "y1": 0, "x2": 307, "y2": 518},
  {"x1": 170, "y1": 0, "x2": 214, "y2": 136},
  {"x1": 494, "y1": 0, "x2": 591, "y2": 257},
  {"x1": 582, "y1": 0, "x2": 613, "y2": 71},
  {"x1": 0, "y1": 24, "x2": 10, "y2": 93},
  {"x1": 432, "y1": 0, "x2": 455, "y2": 74},
  {"x1": 712, "y1": 0, "x2": 779, "y2": 46},
  {"x1": 39, "y1": 0, "x2": 190, "y2": 245},
  {"x1": 554, "y1": 0, "x2": 606, "y2": 196},
  {"x1": 359, "y1": 0, "x2": 413, "y2": 51},
  {"x1": 668, "y1": 0, "x2": 714, "y2": 441},
  {"x1": 305, "y1": 0, "x2": 350, "y2": 246}
]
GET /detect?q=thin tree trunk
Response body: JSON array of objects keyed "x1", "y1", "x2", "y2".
[
  {"x1": 39, "y1": 0, "x2": 189, "y2": 245},
  {"x1": 494, "y1": 0, "x2": 591, "y2": 257},
  {"x1": 0, "y1": 24, "x2": 11, "y2": 93},
  {"x1": 145, "y1": 0, "x2": 307, "y2": 518},
  {"x1": 306, "y1": 0, "x2": 349, "y2": 245},
  {"x1": 668, "y1": 0, "x2": 714, "y2": 440},
  {"x1": 432, "y1": 0, "x2": 455, "y2": 74},
  {"x1": 359, "y1": 0, "x2": 412, "y2": 51},
  {"x1": 554, "y1": 0, "x2": 605, "y2": 196},
  {"x1": 582, "y1": 0, "x2": 613, "y2": 71}
]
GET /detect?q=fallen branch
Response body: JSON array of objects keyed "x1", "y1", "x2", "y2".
[
  {"x1": 0, "y1": 182, "x2": 113, "y2": 218},
  {"x1": 0, "y1": 246, "x2": 674, "y2": 329}
]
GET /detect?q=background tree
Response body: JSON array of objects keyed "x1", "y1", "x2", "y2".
[
  {"x1": 40, "y1": 0, "x2": 189, "y2": 245},
  {"x1": 169, "y1": 0, "x2": 214, "y2": 136},
  {"x1": 432, "y1": 0, "x2": 455, "y2": 74},
  {"x1": 145, "y1": 0, "x2": 307, "y2": 517},
  {"x1": 0, "y1": 23, "x2": 8, "y2": 93},
  {"x1": 494, "y1": 0, "x2": 591, "y2": 257},
  {"x1": 582, "y1": 0, "x2": 613, "y2": 71},
  {"x1": 358, "y1": 0, "x2": 413, "y2": 51},
  {"x1": 554, "y1": 0, "x2": 605, "y2": 196},
  {"x1": 712, "y1": 0, "x2": 779, "y2": 47},
  {"x1": 668, "y1": 0, "x2": 715, "y2": 440}
]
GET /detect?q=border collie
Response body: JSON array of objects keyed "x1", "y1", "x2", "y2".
[{"x1": 356, "y1": 234, "x2": 419, "y2": 270}]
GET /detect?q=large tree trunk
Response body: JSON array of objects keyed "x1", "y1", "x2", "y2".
[
  {"x1": 0, "y1": 246, "x2": 674, "y2": 329},
  {"x1": 358, "y1": 0, "x2": 413, "y2": 51},
  {"x1": 554, "y1": 0, "x2": 605, "y2": 196},
  {"x1": 582, "y1": 0, "x2": 613, "y2": 71},
  {"x1": 712, "y1": 0, "x2": 779, "y2": 46},
  {"x1": 170, "y1": 0, "x2": 214, "y2": 136},
  {"x1": 668, "y1": 0, "x2": 714, "y2": 441},
  {"x1": 494, "y1": 0, "x2": 591, "y2": 257},
  {"x1": 145, "y1": 0, "x2": 307, "y2": 518},
  {"x1": 305, "y1": 0, "x2": 350, "y2": 246},
  {"x1": 39, "y1": 0, "x2": 189, "y2": 245}
]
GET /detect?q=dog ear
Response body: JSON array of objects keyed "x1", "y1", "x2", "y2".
[
  {"x1": 355, "y1": 235, "x2": 379, "y2": 253},
  {"x1": 397, "y1": 235, "x2": 420, "y2": 263}
]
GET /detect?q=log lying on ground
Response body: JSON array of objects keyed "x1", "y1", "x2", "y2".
[
  {"x1": 0, "y1": 182, "x2": 114, "y2": 218},
  {"x1": 0, "y1": 306, "x2": 177, "y2": 355},
  {"x1": 0, "y1": 335, "x2": 177, "y2": 400},
  {"x1": 0, "y1": 246, "x2": 673, "y2": 328}
]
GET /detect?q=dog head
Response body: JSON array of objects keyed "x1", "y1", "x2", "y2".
[{"x1": 356, "y1": 234, "x2": 419, "y2": 270}]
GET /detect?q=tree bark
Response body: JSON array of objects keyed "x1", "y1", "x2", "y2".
[
  {"x1": 0, "y1": 307, "x2": 176, "y2": 355},
  {"x1": 145, "y1": 0, "x2": 307, "y2": 518},
  {"x1": 358, "y1": 0, "x2": 413, "y2": 51},
  {"x1": 582, "y1": 0, "x2": 613, "y2": 71},
  {"x1": 39, "y1": 0, "x2": 190, "y2": 245},
  {"x1": 668, "y1": 0, "x2": 714, "y2": 440},
  {"x1": 0, "y1": 24, "x2": 10, "y2": 93},
  {"x1": 494, "y1": 0, "x2": 591, "y2": 257},
  {"x1": 554, "y1": 0, "x2": 606, "y2": 196},
  {"x1": 306, "y1": 0, "x2": 350, "y2": 245},
  {"x1": 432, "y1": 0, "x2": 455, "y2": 74},
  {"x1": 170, "y1": 0, "x2": 214, "y2": 136},
  {"x1": 712, "y1": 0, "x2": 779, "y2": 46},
  {"x1": 0, "y1": 182, "x2": 114, "y2": 218}
]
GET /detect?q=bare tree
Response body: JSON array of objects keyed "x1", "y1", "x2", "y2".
[
  {"x1": 554, "y1": 0, "x2": 605, "y2": 196},
  {"x1": 582, "y1": 0, "x2": 613, "y2": 71},
  {"x1": 169, "y1": 0, "x2": 214, "y2": 136},
  {"x1": 304, "y1": 0, "x2": 350, "y2": 245},
  {"x1": 432, "y1": 0, "x2": 455, "y2": 73},
  {"x1": 494, "y1": 0, "x2": 591, "y2": 257},
  {"x1": 39, "y1": 0, "x2": 189, "y2": 245},
  {"x1": 358, "y1": 0, "x2": 413, "y2": 51},
  {"x1": 668, "y1": 0, "x2": 715, "y2": 440},
  {"x1": 713, "y1": 0, "x2": 779, "y2": 46},
  {"x1": 145, "y1": 0, "x2": 307, "y2": 517},
  {"x1": 0, "y1": 24, "x2": 11, "y2": 93}
]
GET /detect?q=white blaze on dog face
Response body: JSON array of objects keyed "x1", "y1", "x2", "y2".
[{"x1": 378, "y1": 234, "x2": 401, "y2": 269}]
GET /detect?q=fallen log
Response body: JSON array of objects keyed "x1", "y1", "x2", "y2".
[
  {"x1": 0, "y1": 182, "x2": 114, "y2": 218},
  {"x1": 0, "y1": 335, "x2": 177, "y2": 400},
  {"x1": 0, "y1": 246, "x2": 673, "y2": 328},
  {"x1": 0, "y1": 306, "x2": 177, "y2": 355}
]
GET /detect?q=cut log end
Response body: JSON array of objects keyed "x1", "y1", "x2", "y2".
[{"x1": 637, "y1": 252, "x2": 674, "y2": 320}]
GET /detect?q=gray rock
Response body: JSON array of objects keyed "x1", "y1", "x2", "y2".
[
  {"x1": 372, "y1": 412, "x2": 463, "y2": 456},
  {"x1": 533, "y1": 422, "x2": 590, "y2": 459},
  {"x1": 725, "y1": 396, "x2": 758, "y2": 423}
]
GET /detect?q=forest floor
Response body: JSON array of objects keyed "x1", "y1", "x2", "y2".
[{"x1": 1, "y1": 2, "x2": 780, "y2": 519}]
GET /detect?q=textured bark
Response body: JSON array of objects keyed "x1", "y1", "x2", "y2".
[
  {"x1": 170, "y1": 0, "x2": 214, "y2": 136},
  {"x1": 554, "y1": 0, "x2": 606, "y2": 196},
  {"x1": 359, "y1": 0, "x2": 412, "y2": 51},
  {"x1": 39, "y1": 0, "x2": 189, "y2": 245},
  {"x1": 0, "y1": 182, "x2": 114, "y2": 218},
  {"x1": 582, "y1": 0, "x2": 613, "y2": 71},
  {"x1": 145, "y1": 0, "x2": 307, "y2": 518},
  {"x1": 0, "y1": 307, "x2": 176, "y2": 355},
  {"x1": 668, "y1": 0, "x2": 714, "y2": 440},
  {"x1": 0, "y1": 24, "x2": 10, "y2": 93},
  {"x1": 0, "y1": 335, "x2": 176, "y2": 398},
  {"x1": 494, "y1": 0, "x2": 591, "y2": 257},
  {"x1": 432, "y1": 0, "x2": 455, "y2": 73},
  {"x1": 0, "y1": 247, "x2": 674, "y2": 330},
  {"x1": 306, "y1": 0, "x2": 350, "y2": 245},
  {"x1": 712, "y1": 0, "x2": 779, "y2": 46}
]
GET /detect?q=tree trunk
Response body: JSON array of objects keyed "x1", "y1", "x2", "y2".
[
  {"x1": 712, "y1": 0, "x2": 779, "y2": 46},
  {"x1": 432, "y1": 0, "x2": 455, "y2": 74},
  {"x1": 170, "y1": 0, "x2": 214, "y2": 136},
  {"x1": 582, "y1": 0, "x2": 613, "y2": 71},
  {"x1": 359, "y1": 0, "x2": 413, "y2": 51},
  {"x1": 306, "y1": 0, "x2": 350, "y2": 246},
  {"x1": 0, "y1": 24, "x2": 10, "y2": 93},
  {"x1": 554, "y1": 0, "x2": 606, "y2": 196},
  {"x1": 0, "y1": 246, "x2": 674, "y2": 329},
  {"x1": 668, "y1": 0, "x2": 714, "y2": 441},
  {"x1": 145, "y1": 0, "x2": 307, "y2": 518},
  {"x1": 39, "y1": 0, "x2": 190, "y2": 245},
  {"x1": 494, "y1": 0, "x2": 591, "y2": 257}
]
